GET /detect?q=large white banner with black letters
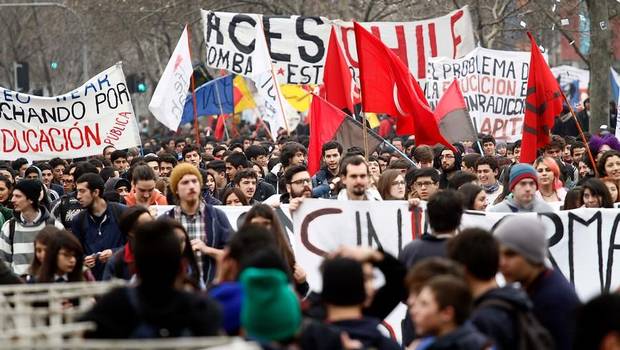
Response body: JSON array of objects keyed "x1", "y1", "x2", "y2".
[{"x1": 201, "y1": 7, "x2": 475, "y2": 84}]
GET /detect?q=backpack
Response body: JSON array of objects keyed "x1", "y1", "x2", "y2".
[{"x1": 479, "y1": 298, "x2": 554, "y2": 350}]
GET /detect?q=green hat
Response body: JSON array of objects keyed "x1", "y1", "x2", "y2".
[{"x1": 240, "y1": 268, "x2": 301, "y2": 342}]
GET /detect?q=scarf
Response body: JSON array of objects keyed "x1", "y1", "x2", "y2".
[{"x1": 482, "y1": 182, "x2": 499, "y2": 194}]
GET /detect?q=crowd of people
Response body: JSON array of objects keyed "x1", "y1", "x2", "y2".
[{"x1": 0, "y1": 124, "x2": 619, "y2": 349}]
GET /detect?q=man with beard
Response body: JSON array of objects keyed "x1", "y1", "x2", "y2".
[
  {"x1": 163, "y1": 163, "x2": 232, "y2": 286},
  {"x1": 438, "y1": 147, "x2": 461, "y2": 189},
  {"x1": 337, "y1": 156, "x2": 382, "y2": 200},
  {"x1": 72, "y1": 173, "x2": 127, "y2": 280},
  {"x1": 312, "y1": 141, "x2": 342, "y2": 199}
]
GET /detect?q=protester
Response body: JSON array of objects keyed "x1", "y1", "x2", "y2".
[
  {"x1": 573, "y1": 293, "x2": 620, "y2": 350},
  {"x1": 81, "y1": 219, "x2": 222, "y2": 338},
  {"x1": 408, "y1": 168, "x2": 440, "y2": 201},
  {"x1": 124, "y1": 165, "x2": 167, "y2": 206},
  {"x1": 321, "y1": 256, "x2": 400, "y2": 350},
  {"x1": 163, "y1": 163, "x2": 232, "y2": 285},
  {"x1": 0, "y1": 179, "x2": 63, "y2": 275},
  {"x1": 488, "y1": 163, "x2": 554, "y2": 213},
  {"x1": 438, "y1": 147, "x2": 461, "y2": 189},
  {"x1": 312, "y1": 141, "x2": 343, "y2": 199},
  {"x1": 71, "y1": 173, "x2": 127, "y2": 280},
  {"x1": 222, "y1": 187, "x2": 248, "y2": 206},
  {"x1": 481, "y1": 134, "x2": 496, "y2": 157},
  {"x1": 447, "y1": 228, "x2": 553, "y2": 350},
  {"x1": 35, "y1": 229, "x2": 87, "y2": 283},
  {"x1": 475, "y1": 156, "x2": 503, "y2": 206},
  {"x1": 233, "y1": 169, "x2": 258, "y2": 205},
  {"x1": 337, "y1": 156, "x2": 382, "y2": 200},
  {"x1": 377, "y1": 169, "x2": 407, "y2": 200},
  {"x1": 581, "y1": 178, "x2": 614, "y2": 208},
  {"x1": 400, "y1": 190, "x2": 463, "y2": 269},
  {"x1": 24, "y1": 226, "x2": 57, "y2": 282},
  {"x1": 597, "y1": 150, "x2": 620, "y2": 181},
  {"x1": 562, "y1": 186, "x2": 584, "y2": 210},
  {"x1": 102, "y1": 206, "x2": 153, "y2": 281},
  {"x1": 494, "y1": 216, "x2": 580, "y2": 350},
  {"x1": 52, "y1": 161, "x2": 99, "y2": 230},
  {"x1": 457, "y1": 183, "x2": 487, "y2": 211},
  {"x1": 0, "y1": 175, "x2": 13, "y2": 210},
  {"x1": 602, "y1": 177, "x2": 619, "y2": 203},
  {"x1": 409, "y1": 275, "x2": 491, "y2": 350},
  {"x1": 534, "y1": 157, "x2": 567, "y2": 203}
]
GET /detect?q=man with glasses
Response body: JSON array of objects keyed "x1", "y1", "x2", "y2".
[{"x1": 407, "y1": 168, "x2": 440, "y2": 201}]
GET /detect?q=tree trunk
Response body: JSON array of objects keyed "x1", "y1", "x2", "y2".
[{"x1": 586, "y1": 0, "x2": 611, "y2": 131}]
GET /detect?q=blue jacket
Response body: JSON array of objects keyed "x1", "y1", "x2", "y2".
[
  {"x1": 71, "y1": 202, "x2": 127, "y2": 280},
  {"x1": 527, "y1": 268, "x2": 580, "y2": 350},
  {"x1": 165, "y1": 203, "x2": 232, "y2": 285},
  {"x1": 311, "y1": 168, "x2": 337, "y2": 199}
]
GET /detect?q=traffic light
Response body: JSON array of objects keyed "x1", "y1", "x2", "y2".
[
  {"x1": 126, "y1": 73, "x2": 147, "y2": 93},
  {"x1": 14, "y1": 62, "x2": 29, "y2": 92},
  {"x1": 50, "y1": 61, "x2": 59, "y2": 70}
]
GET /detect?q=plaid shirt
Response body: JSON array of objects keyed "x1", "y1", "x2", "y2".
[{"x1": 172, "y1": 202, "x2": 207, "y2": 283}]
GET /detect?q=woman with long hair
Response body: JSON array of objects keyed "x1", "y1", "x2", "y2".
[
  {"x1": 601, "y1": 177, "x2": 619, "y2": 203},
  {"x1": 0, "y1": 175, "x2": 13, "y2": 211},
  {"x1": 377, "y1": 169, "x2": 406, "y2": 200},
  {"x1": 458, "y1": 183, "x2": 487, "y2": 211},
  {"x1": 562, "y1": 186, "x2": 583, "y2": 210},
  {"x1": 222, "y1": 187, "x2": 248, "y2": 206},
  {"x1": 25, "y1": 226, "x2": 58, "y2": 282},
  {"x1": 241, "y1": 204, "x2": 309, "y2": 296},
  {"x1": 581, "y1": 178, "x2": 614, "y2": 208},
  {"x1": 36, "y1": 230, "x2": 85, "y2": 283},
  {"x1": 597, "y1": 150, "x2": 620, "y2": 182},
  {"x1": 534, "y1": 157, "x2": 567, "y2": 203}
]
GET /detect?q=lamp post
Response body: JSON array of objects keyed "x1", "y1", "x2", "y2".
[{"x1": 0, "y1": 2, "x2": 89, "y2": 82}]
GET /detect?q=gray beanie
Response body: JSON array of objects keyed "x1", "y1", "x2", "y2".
[{"x1": 494, "y1": 216, "x2": 547, "y2": 264}]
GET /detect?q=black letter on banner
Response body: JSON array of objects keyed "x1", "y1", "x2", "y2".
[
  {"x1": 262, "y1": 16, "x2": 291, "y2": 62},
  {"x1": 206, "y1": 12, "x2": 224, "y2": 44},
  {"x1": 366, "y1": 212, "x2": 383, "y2": 251},
  {"x1": 605, "y1": 212, "x2": 620, "y2": 292},
  {"x1": 538, "y1": 212, "x2": 564, "y2": 270},
  {"x1": 300, "y1": 208, "x2": 342, "y2": 257},
  {"x1": 229, "y1": 15, "x2": 256, "y2": 54},
  {"x1": 296, "y1": 17, "x2": 325, "y2": 63},
  {"x1": 568, "y1": 211, "x2": 602, "y2": 288}
]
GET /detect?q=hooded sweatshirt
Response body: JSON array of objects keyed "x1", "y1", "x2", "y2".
[
  {"x1": 424, "y1": 322, "x2": 490, "y2": 350},
  {"x1": 487, "y1": 196, "x2": 553, "y2": 213},
  {"x1": 0, "y1": 206, "x2": 63, "y2": 275},
  {"x1": 470, "y1": 286, "x2": 533, "y2": 350}
]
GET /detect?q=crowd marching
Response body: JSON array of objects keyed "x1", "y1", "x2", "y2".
[{"x1": 0, "y1": 123, "x2": 619, "y2": 349}]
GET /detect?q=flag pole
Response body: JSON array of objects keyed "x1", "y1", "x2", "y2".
[
  {"x1": 213, "y1": 76, "x2": 231, "y2": 141},
  {"x1": 257, "y1": 19, "x2": 290, "y2": 136},
  {"x1": 186, "y1": 25, "x2": 201, "y2": 148},
  {"x1": 561, "y1": 93, "x2": 598, "y2": 177}
]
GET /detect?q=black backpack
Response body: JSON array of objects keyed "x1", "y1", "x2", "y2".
[{"x1": 479, "y1": 298, "x2": 554, "y2": 350}]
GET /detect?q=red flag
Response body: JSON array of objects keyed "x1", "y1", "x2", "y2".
[
  {"x1": 308, "y1": 95, "x2": 383, "y2": 175},
  {"x1": 434, "y1": 80, "x2": 478, "y2": 144},
  {"x1": 214, "y1": 114, "x2": 227, "y2": 141},
  {"x1": 323, "y1": 27, "x2": 358, "y2": 113},
  {"x1": 354, "y1": 23, "x2": 454, "y2": 151},
  {"x1": 520, "y1": 33, "x2": 563, "y2": 164}
]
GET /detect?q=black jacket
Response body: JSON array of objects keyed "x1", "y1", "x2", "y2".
[
  {"x1": 471, "y1": 286, "x2": 532, "y2": 350},
  {"x1": 81, "y1": 286, "x2": 222, "y2": 338},
  {"x1": 425, "y1": 322, "x2": 490, "y2": 350},
  {"x1": 330, "y1": 318, "x2": 400, "y2": 350}
]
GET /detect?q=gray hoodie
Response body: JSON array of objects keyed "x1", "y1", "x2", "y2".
[{"x1": 488, "y1": 196, "x2": 553, "y2": 213}]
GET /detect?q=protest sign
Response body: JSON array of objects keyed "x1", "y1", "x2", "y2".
[
  {"x1": 201, "y1": 7, "x2": 475, "y2": 84},
  {"x1": 0, "y1": 63, "x2": 141, "y2": 161},
  {"x1": 425, "y1": 47, "x2": 531, "y2": 142},
  {"x1": 550, "y1": 65, "x2": 590, "y2": 109},
  {"x1": 292, "y1": 199, "x2": 619, "y2": 301}
]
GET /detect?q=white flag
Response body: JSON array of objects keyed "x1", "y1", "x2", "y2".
[
  {"x1": 148, "y1": 25, "x2": 193, "y2": 131},
  {"x1": 250, "y1": 18, "x2": 291, "y2": 140}
]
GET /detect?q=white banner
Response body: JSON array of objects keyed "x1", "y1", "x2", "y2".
[
  {"x1": 201, "y1": 7, "x2": 475, "y2": 84},
  {"x1": 425, "y1": 47, "x2": 531, "y2": 142},
  {"x1": 0, "y1": 63, "x2": 141, "y2": 161}
]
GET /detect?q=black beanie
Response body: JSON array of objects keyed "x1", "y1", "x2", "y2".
[
  {"x1": 14, "y1": 179, "x2": 42, "y2": 207},
  {"x1": 321, "y1": 257, "x2": 366, "y2": 306}
]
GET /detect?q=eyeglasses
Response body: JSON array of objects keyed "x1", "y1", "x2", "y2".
[
  {"x1": 391, "y1": 180, "x2": 406, "y2": 186},
  {"x1": 290, "y1": 178, "x2": 312, "y2": 186},
  {"x1": 414, "y1": 181, "x2": 436, "y2": 188}
]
